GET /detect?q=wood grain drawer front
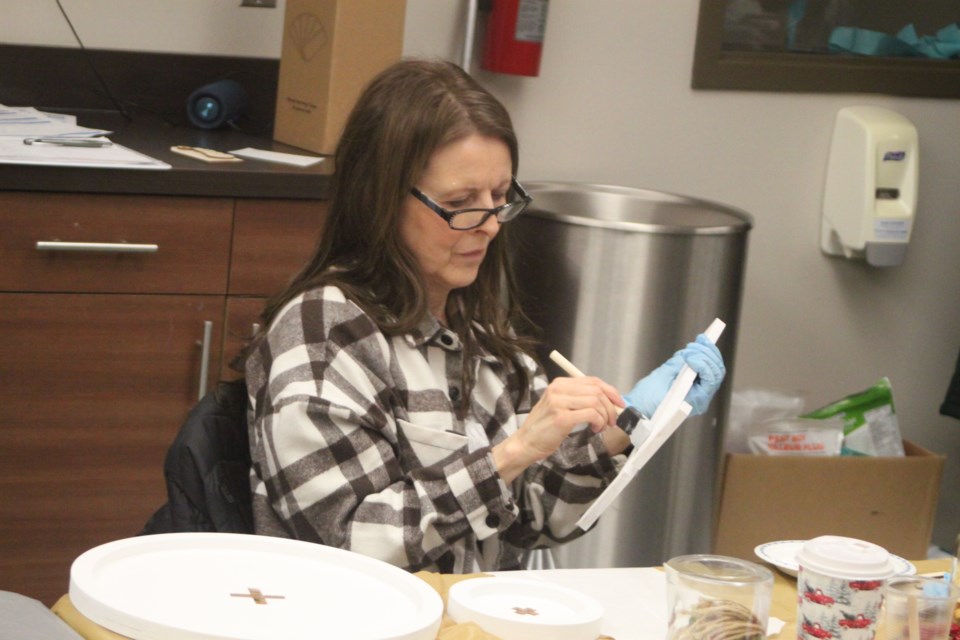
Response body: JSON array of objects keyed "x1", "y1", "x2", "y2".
[
  {"x1": 230, "y1": 198, "x2": 326, "y2": 296},
  {"x1": 0, "y1": 192, "x2": 233, "y2": 293}
]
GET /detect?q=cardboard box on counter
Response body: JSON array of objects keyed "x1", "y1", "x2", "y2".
[
  {"x1": 712, "y1": 440, "x2": 945, "y2": 561},
  {"x1": 273, "y1": 0, "x2": 406, "y2": 155}
]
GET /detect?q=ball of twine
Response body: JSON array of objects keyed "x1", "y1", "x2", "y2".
[{"x1": 671, "y1": 598, "x2": 766, "y2": 640}]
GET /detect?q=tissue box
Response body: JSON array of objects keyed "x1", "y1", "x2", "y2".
[
  {"x1": 273, "y1": 0, "x2": 406, "y2": 155},
  {"x1": 712, "y1": 440, "x2": 944, "y2": 561}
]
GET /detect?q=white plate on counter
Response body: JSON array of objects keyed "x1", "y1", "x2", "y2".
[{"x1": 754, "y1": 539, "x2": 916, "y2": 578}]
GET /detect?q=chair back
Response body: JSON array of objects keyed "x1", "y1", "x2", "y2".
[{"x1": 141, "y1": 379, "x2": 253, "y2": 534}]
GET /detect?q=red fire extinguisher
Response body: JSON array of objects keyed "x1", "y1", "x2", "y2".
[{"x1": 482, "y1": 0, "x2": 549, "y2": 77}]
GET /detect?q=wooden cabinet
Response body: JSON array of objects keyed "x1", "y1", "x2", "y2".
[
  {"x1": 0, "y1": 293, "x2": 224, "y2": 603},
  {"x1": 220, "y1": 197, "x2": 326, "y2": 379},
  {"x1": 221, "y1": 296, "x2": 267, "y2": 380},
  {"x1": 230, "y1": 198, "x2": 325, "y2": 295},
  {"x1": 0, "y1": 191, "x2": 325, "y2": 605},
  {"x1": 0, "y1": 193, "x2": 232, "y2": 294}
]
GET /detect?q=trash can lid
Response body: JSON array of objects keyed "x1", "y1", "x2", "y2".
[{"x1": 522, "y1": 182, "x2": 753, "y2": 235}]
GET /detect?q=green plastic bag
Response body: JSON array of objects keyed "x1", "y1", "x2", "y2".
[{"x1": 802, "y1": 377, "x2": 905, "y2": 457}]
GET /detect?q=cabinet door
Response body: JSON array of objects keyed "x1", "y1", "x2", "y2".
[
  {"x1": 0, "y1": 293, "x2": 224, "y2": 605},
  {"x1": 230, "y1": 199, "x2": 326, "y2": 296},
  {"x1": 220, "y1": 296, "x2": 266, "y2": 380}
]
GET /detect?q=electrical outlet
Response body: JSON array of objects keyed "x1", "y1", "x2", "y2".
[{"x1": 240, "y1": 0, "x2": 276, "y2": 7}]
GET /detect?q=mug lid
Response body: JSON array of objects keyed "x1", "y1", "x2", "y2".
[{"x1": 797, "y1": 535, "x2": 895, "y2": 580}]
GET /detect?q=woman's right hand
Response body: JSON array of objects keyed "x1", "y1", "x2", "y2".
[{"x1": 492, "y1": 376, "x2": 623, "y2": 483}]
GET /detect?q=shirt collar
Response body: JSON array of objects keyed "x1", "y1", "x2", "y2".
[
  {"x1": 404, "y1": 314, "x2": 462, "y2": 350},
  {"x1": 403, "y1": 316, "x2": 502, "y2": 365}
]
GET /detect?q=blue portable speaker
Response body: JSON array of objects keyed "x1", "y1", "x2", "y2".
[{"x1": 186, "y1": 79, "x2": 247, "y2": 130}]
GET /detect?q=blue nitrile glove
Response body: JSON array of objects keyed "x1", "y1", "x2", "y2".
[{"x1": 623, "y1": 334, "x2": 726, "y2": 417}]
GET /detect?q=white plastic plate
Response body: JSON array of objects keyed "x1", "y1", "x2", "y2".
[
  {"x1": 69, "y1": 532, "x2": 443, "y2": 640},
  {"x1": 447, "y1": 576, "x2": 603, "y2": 640},
  {"x1": 754, "y1": 539, "x2": 916, "y2": 578}
]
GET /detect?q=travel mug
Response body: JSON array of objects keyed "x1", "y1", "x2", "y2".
[{"x1": 796, "y1": 535, "x2": 895, "y2": 639}]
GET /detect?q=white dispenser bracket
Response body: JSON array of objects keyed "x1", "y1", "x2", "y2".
[{"x1": 821, "y1": 106, "x2": 918, "y2": 267}]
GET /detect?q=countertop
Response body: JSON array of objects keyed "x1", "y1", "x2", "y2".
[{"x1": 0, "y1": 110, "x2": 332, "y2": 200}]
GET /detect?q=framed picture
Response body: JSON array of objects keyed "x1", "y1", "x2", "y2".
[{"x1": 692, "y1": 0, "x2": 960, "y2": 98}]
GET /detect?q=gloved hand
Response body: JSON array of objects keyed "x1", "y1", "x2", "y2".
[{"x1": 623, "y1": 334, "x2": 726, "y2": 417}]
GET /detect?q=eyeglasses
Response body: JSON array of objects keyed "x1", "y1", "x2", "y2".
[{"x1": 410, "y1": 177, "x2": 532, "y2": 230}]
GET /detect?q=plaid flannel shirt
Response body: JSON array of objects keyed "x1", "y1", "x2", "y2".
[{"x1": 246, "y1": 285, "x2": 624, "y2": 573}]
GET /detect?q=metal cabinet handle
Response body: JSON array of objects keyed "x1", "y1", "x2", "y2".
[
  {"x1": 35, "y1": 241, "x2": 159, "y2": 253},
  {"x1": 197, "y1": 320, "x2": 213, "y2": 400}
]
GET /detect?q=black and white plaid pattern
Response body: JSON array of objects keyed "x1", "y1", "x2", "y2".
[{"x1": 246, "y1": 286, "x2": 623, "y2": 573}]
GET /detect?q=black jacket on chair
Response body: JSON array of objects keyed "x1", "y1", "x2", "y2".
[{"x1": 140, "y1": 379, "x2": 254, "y2": 534}]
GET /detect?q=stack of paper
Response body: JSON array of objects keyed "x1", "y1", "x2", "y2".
[
  {"x1": 0, "y1": 104, "x2": 169, "y2": 170},
  {"x1": 0, "y1": 106, "x2": 111, "y2": 138}
]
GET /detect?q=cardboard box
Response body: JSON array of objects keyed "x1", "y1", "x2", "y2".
[
  {"x1": 712, "y1": 440, "x2": 944, "y2": 561},
  {"x1": 273, "y1": 0, "x2": 406, "y2": 155}
]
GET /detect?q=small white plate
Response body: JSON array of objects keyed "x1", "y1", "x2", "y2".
[
  {"x1": 754, "y1": 539, "x2": 916, "y2": 578},
  {"x1": 447, "y1": 576, "x2": 603, "y2": 640}
]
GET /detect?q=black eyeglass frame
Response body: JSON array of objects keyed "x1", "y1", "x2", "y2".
[{"x1": 410, "y1": 177, "x2": 532, "y2": 230}]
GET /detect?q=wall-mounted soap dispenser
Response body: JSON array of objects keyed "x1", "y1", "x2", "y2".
[{"x1": 821, "y1": 106, "x2": 918, "y2": 267}]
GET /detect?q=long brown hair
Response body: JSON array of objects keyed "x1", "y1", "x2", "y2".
[{"x1": 254, "y1": 58, "x2": 537, "y2": 409}]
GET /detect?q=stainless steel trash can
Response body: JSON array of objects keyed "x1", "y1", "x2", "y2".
[{"x1": 510, "y1": 182, "x2": 752, "y2": 568}]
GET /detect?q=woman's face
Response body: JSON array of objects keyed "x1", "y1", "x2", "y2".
[{"x1": 400, "y1": 133, "x2": 512, "y2": 319}]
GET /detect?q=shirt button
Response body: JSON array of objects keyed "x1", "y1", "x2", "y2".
[
  {"x1": 440, "y1": 334, "x2": 454, "y2": 346},
  {"x1": 449, "y1": 387, "x2": 460, "y2": 401},
  {"x1": 485, "y1": 513, "x2": 500, "y2": 528}
]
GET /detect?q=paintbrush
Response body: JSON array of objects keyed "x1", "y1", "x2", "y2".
[{"x1": 548, "y1": 350, "x2": 644, "y2": 434}]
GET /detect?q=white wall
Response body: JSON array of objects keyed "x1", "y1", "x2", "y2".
[
  {"x1": 0, "y1": 0, "x2": 284, "y2": 57},
  {"x1": 4, "y1": 0, "x2": 959, "y2": 549}
]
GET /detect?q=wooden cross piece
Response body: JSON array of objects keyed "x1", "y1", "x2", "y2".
[{"x1": 230, "y1": 587, "x2": 286, "y2": 605}]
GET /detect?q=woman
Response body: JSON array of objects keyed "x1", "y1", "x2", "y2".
[{"x1": 245, "y1": 58, "x2": 724, "y2": 573}]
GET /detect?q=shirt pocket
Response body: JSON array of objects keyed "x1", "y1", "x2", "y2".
[{"x1": 396, "y1": 419, "x2": 469, "y2": 468}]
